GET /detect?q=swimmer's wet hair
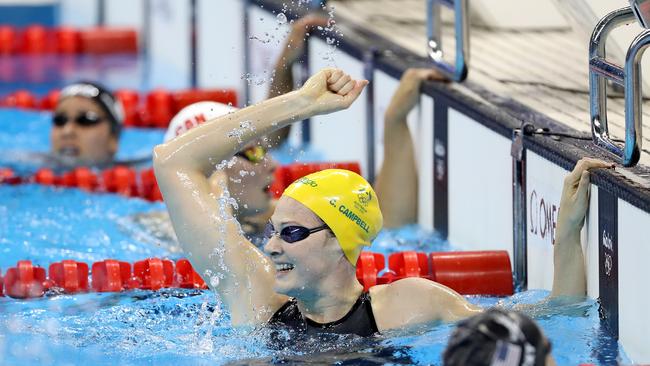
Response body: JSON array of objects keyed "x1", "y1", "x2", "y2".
[
  {"x1": 443, "y1": 308, "x2": 550, "y2": 366},
  {"x1": 59, "y1": 81, "x2": 124, "y2": 137}
]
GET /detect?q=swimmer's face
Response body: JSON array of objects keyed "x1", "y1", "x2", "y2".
[
  {"x1": 223, "y1": 142, "x2": 276, "y2": 216},
  {"x1": 50, "y1": 96, "x2": 117, "y2": 166},
  {"x1": 263, "y1": 196, "x2": 347, "y2": 297}
]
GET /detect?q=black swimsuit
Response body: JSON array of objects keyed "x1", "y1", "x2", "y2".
[{"x1": 268, "y1": 292, "x2": 379, "y2": 337}]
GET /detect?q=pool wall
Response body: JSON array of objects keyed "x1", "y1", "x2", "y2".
[
  {"x1": 242, "y1": 2, "x2": 650, "y2": 362},
  {"x1": 49, "y1": 1, "x2": 650, "y2": 363}
]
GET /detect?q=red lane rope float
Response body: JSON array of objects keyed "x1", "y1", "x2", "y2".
[
  {"x1": 79, "y1": 28, "x2": 137, "y2": 54},
  {"x1": 355, "y1": 252, "x2": 388, "y2": 290},
  {"x1": 389, "y1": 251, "x2": 431, "y2": 280},
  {"x1": 430, "y1": 251, "x2": 514, "y2": 296},
  {"x1": 0, "y1": 25, "x2": 137, "y2": 55},
  {"x1": 1, "y1": 162, "x2": 362, "y2": 203},
  {"x1": 1, "y1": 258, "x2": 207, "y2": 299},
  {"x1": 1, "y1": 251, "x2": 511, "y2": 299},
  {"x1": 49, "y1": 260, "x2": 89, "y2": 293},
  {"x1": 175, "y1": 259, "x2": 207, "y2": 289},
  {"x1": 133, "y1": 258, "x2": 174, "y2": 290},
  {"x1": 102, "y1": 166, "x2": 138, "y2": 197},
  {"x1": 0, "y1": 25, "x2": 17, "y2": 54},
  {"x1": 3, "y1": 90, "x2": 37, "y2": 109},
  {"x1": 4, "y1": 260, "x2": 47, "y2": 299},
  {"x1": 0, "y1": 166, "x2": 162, "y2": 202},
  {"x1": 91, "y1": 260, "x2": 135, "y2": 292},
  {"x1": 1, "y1": 88, "x2": 238, "y2": 129},
  {"x1": 0, "y1": 168, "x2": 19, "y2": 185},
  {"x1": 357, "y1": 250, "x2": 514, "y2": 296}
]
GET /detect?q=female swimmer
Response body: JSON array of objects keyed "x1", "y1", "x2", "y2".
[
  {"x1": 51, "y1": 81, "x2": 123, "y2": 168},
  {"x1": 153, "y1": 68, "x2": 612, "y2": 335}
]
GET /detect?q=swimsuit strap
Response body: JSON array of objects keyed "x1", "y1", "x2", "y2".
[{"x1": 268, "y1": 292, "x2": 378, "y2": 337}]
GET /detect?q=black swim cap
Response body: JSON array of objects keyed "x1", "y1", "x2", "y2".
[
  {"x1": 59, "y1": 81, "x2": 124, "y2": 137},
  {"x1": 443, "y1": 309, "x2": 551, "y2": 366}
]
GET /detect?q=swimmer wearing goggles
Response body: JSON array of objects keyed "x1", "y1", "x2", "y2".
[
  {"x1": 153, "y1": 68, "x2": 612, "y2": 337},
  {"x1": 236, "y1": 145, "x2": 267, "y2": 164},
  {"x1": 52, "y1": 111, "x2": 107, "y2": 128},
  {"x1": 162, "y1": 101, "x2": 277, "y2": 241},
  {"x1": 50, "y1": 81, "x2": 123, "y2": 167},
  {"x1": 264, "y1": 221, "x2": 329, "y2": 243}
]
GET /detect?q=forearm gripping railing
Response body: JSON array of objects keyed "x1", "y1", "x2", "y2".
[
  {"x1": 589, "y1": 5, "x2": 650, "y2": 166},
  {"x1": 426, "y1": 0, "x2": 469, "y2": 81}
]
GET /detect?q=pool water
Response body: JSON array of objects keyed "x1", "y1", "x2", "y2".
[{"x1": 0, "y1": 106, "x2": 631, "y2": 365}]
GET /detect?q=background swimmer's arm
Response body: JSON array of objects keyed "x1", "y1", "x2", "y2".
[
  {"x1": 374, "y1": 69, "x2": 446, "y2": 228},
  {"x1": 369, "y1": 277, "x2": 482, "y2": 331},
  {"x1": 266, "y1": 15, "x2": 329, "y2": 148},
  {"x1": 550, "y1": 158, "x2": 613, "y2": 298},
  {"x1": 153, "y1": 68, "x2": 368, "y2": 325}
]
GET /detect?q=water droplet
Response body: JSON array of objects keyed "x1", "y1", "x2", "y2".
[{"x1": 276, "y1": 13, "x2": 287, "y2": 24}]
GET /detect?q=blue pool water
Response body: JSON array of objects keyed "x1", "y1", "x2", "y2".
[{"x1": 0, "y1": 107, "x2": 631, "y2": 365}]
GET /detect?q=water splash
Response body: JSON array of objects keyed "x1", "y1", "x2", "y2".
[
  {"x1": 276, "y1": 13, "x2": 287, "y2": 25},
  {"x1": 214, "y1": 156, "x2": 238, "y2": 171},
  {"x1": 227, "y1": 120, "x2": 256, "y2": 143},
  {"x1": 315, "y1": 5, "x2": 342, "y2": 64},
  {"x1": 241, "y1": 70, "x2": 274, "y2": 87}
]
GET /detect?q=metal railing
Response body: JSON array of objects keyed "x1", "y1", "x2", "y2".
[
  {"x1": 426, "y1": 0, "x2": 469, "y2": 82},
  {"x1": 589, "y1": 6, "x2": 650, "y2": 166}
]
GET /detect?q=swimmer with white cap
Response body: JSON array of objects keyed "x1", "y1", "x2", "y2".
[
  {"x1": 163, "y1": 101, "x2": 277, "y2": 239},
  {"x1": 153, "y1": 68, "x2": 613, "y2": 336}
]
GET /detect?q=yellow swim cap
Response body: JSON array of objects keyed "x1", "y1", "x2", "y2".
[{"x1": 282, "y1": 169, "x2": 383, "y2": 264}]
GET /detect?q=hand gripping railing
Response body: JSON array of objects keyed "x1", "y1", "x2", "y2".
[
  {"x1": 589, "y1": 6, "x2": 650, "y2": 166},
  {"x1": 426, "y1": 0, "x2": 469, "y2": 81}
]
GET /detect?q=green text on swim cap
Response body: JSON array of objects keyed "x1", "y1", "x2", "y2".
[{"x1": 337, "y1": 204, "x2": 370, "y2": 233}]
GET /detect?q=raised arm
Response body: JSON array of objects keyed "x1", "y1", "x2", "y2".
[
  {"x1": 266, "y1": 15, "x2": 330, "y2": 147},
  {"x1": 153, "y1": 68, "x2": 367, "y2": 325},
  {"x1": 374, "y1": 68, "x2": 446, "y2": 228},
  {"x1": 551, "y1": 157, "x2": 614, "y2": 297}
]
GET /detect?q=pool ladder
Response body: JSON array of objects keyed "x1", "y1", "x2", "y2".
[
  {"x1": 426, "y1": 0, "x2": 469, "y2": 82},
  {"x1": 589, "y1": 2, "x2": 650, "y2": 166}
]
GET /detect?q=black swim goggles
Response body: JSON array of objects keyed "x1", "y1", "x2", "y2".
[
  {"x1": 264, "y1": 221, "x2": 329, "y2": 243},
  {"x1": 52, "y1": 111, "x2": 106, "y2": 128}
]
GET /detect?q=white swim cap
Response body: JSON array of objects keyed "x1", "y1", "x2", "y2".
[{"x1": 164, "y1": 101, "x2": 237, "y2": 142}]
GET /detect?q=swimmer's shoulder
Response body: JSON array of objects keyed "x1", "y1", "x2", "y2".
[{"x1": 369, "y1": 277, "x2": 482, "y2": 331}]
